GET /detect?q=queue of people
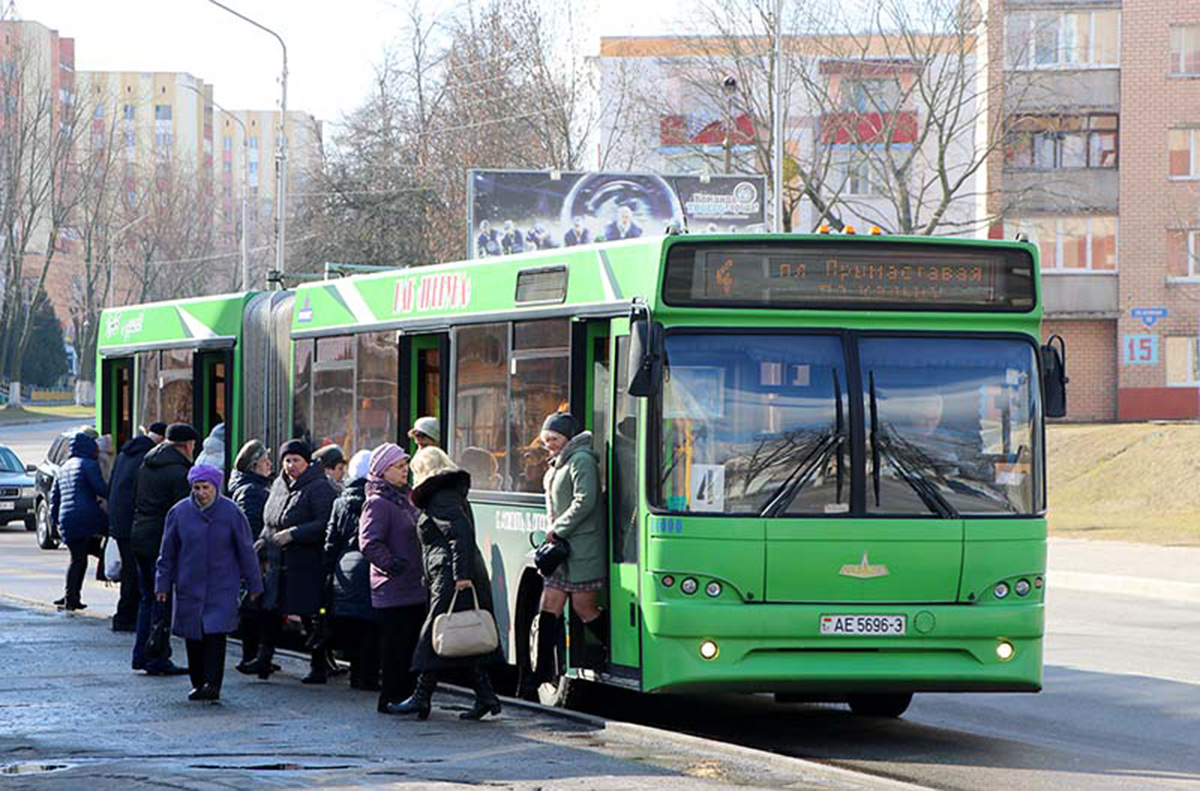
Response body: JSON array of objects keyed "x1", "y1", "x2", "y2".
[{"x1": 48, "y1": 410, "x2": 607, "y2": 719}]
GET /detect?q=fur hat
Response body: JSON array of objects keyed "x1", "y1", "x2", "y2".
[{"x1": 234, "y1": 440, "x2": 267, "y2": 473}]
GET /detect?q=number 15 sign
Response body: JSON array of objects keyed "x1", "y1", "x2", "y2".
[{"x1": 1122, "y1": 334, "x2": 1158, "y2": 364}]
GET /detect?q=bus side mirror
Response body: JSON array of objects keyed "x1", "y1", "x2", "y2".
[
  {"x1": 628, "y1": 308, "x2": 664, "y2": 398},
  {"x1": 1041, "y1": 335, "x2": 1068, "y2": 418}
]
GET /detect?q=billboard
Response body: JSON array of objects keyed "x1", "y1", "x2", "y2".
[{"x1": 468, "y1": 170, "x2": 767, "y2": 259}]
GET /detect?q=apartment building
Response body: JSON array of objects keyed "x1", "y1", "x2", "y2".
[{"x1": 1000, "y1": 0, "x2": 1200, "y2": 420}]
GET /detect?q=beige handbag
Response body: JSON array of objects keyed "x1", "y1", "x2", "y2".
[{"x1": 431, "y1": 585, "x2": 499, "y2": 658}]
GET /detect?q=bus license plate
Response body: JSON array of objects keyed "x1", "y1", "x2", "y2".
[{"x1": 820, "y1": 614, "x2": 906, "y2": 636}]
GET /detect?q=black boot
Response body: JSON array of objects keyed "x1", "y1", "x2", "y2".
[
  {"x1": 460, "y1": 668, "x2": 502, "y2": 720},
  {"x1": 386, "y1": 673, "x2": 435, "y2": 720},
  {"x1": 242, "y1": 643, "x2": 275, "y2": 680},
  {"x1": 583, "y1": 610, "x2": 608, "y2": 668},
  {"x1": 301, "y1": 648, "x2": 328, "y2": 684}
]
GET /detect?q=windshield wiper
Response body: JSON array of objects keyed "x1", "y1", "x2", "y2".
[
  {"x1": 759, "y1": 430, "x2": 843, "y2": 517},
  {"x1": 866, "y1": 370, "x2": 958, "y2": 519}
]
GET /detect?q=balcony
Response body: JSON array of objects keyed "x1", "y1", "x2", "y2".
[
  {"x1": 1042, "y1": 271, "x2": 1118, "y2": 317},
  {"x1": 1004, "y1": 168, "x2": 1118, "y2": 213},
  {"x1": 820, "y1": 112, "x2": 918, "y2": 145}
]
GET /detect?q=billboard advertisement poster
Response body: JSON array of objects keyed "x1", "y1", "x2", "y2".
[{"x1": 468, "y1": 170, "x2": 768, "y2": 258}]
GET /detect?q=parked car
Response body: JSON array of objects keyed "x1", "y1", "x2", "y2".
[
  {"x1": 0, "y1": 445, "x2": 37, "y2": 532},
  {"x1": 31, "y1": 426, "x2": 93, "y2": 550}
]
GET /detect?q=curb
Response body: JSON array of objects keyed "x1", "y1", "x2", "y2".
[
  {"x1": 1051, "y1": 571, "x2": 1200, "y2": 603},
  {"x1": 0, "y1": 592, "x2": 932, "y2": 791}
]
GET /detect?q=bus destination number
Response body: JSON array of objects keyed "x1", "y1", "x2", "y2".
[{"x1": 820, "y1": 614, "x2": 906, "y2": 636}]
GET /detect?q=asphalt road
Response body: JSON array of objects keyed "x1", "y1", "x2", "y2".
[{"x1": 2, "y1": 420, "x2": 1198, "y2": 790}]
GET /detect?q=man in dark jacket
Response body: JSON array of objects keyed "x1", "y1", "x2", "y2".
[
  {"x1": 106, "y1": 422, "x2": 166, "y2": 631},
  {"x1": 129, "y1": 422, "x2": 196, "y2": 675},
  {"x1": 50, "y1": 432, "x2": 109, "y2": 611}
]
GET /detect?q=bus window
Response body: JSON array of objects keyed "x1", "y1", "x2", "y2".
[
  {"x1": 455, "y1": 323, "x2": 509, "y2": 491},
  {"x1": 292, "y1": 338, "x2": 314, "y2": 443},
  {"x1": 160, "y1": 348, "x2": 194, "y2": 425},
  {"x1": 613, "y1": 336, "x2": 638, "y2": 563},
  {"x1": 137, "y1": 350, "x2": 160, "y2": 429},
  {"x1": 861, "y1": 337, "x2": 1041, "y2": 516},
  {"x1": 357, "y1": 331, "x2": 398, "y2": 450},
  {"x1": 313, "y1": 336, "x2": 355, "y2": 452}
]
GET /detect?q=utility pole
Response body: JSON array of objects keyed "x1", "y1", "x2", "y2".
[
  {"x1": 207, "y1": 1, "x2": 288, "y2": 287},
  {"x1": 773, "y1": 0, "x2": 785, "y2": 232},
  {"x1": 722, "y1": 76, "x2": 738, "y2": 175}
]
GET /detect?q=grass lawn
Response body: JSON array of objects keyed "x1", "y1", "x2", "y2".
[
  {"x1": 1048, "y1": 422, "x2": 1200, "y2": 546},
  {"x1": 0, "y1": 403, "x2": 94, "y2": 426}
]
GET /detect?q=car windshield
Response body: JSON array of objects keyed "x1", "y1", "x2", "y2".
[
  {"x1": 862, "y1": 337, "x2": 1042, "y2": 516},
  {"x1": 0, "y1": 448, "x2": 24, "y2": 473},
  {"x1": 656, "y1": 334, "x2": 851, "y2": 516}
]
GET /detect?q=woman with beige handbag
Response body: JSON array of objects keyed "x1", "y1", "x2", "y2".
[{"x1": 387, "y1": 446, "x2": 504, "y2": 721}]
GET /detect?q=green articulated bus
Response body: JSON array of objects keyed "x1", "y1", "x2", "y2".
[{"x1": 97, "y1": 232, "x2": 1067, "y2": 717}]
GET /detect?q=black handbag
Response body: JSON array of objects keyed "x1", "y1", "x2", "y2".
[
  {"x1": 144, "y1": 601, "x2": 172, "y2": 663},
  {"x1": 533, "y1": 537, "x2": 570, "y2": 577}
]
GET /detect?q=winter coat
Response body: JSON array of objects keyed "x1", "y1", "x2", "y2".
[
  {"x1": 154, "y1": 494, "x2": 264, "y2": 640},
  {"x1": 358, "y1": 478, "x2": 424, "y2": 611},
  {"x1": 409, "y1": 469, "x2": 503, "y2": 672},
  {"x1": 229, "y1": 470, "x2": 271, "y2": 540},
  {"x1": 130, "y1": 443, "x2": 192, "y2": 558},
  {"x1": 259, "y1": 463, "x2": 338, "y2": 616},
  {"x1": 543, "y1": 431, "x2": 606, "y2": 584},
  {"x1": 107, "y1": 435, "x2": 156, "y2": 541},
  {"x1": 322, "y1": 478, "x2": 375, "y2": 621},
  {"x1": 50, "y1": 433, "x2": 109, "y2": 544}
]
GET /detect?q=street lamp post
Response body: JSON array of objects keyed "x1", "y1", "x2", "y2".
[
  {"x1": 773, "y1": 0, "x2": 785, "y2": 232},
  {"x1": 722, "y1": 75, "x2": 738, "y2": 175},
  {"x1": 183, "y1": 84, "x2": 249, "y2": 290},
  {"x1": 207, "y1": 0, "x2": 287, "y2": 287}
]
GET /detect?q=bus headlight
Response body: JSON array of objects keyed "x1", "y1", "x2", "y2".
[
  {"x1": 699, "y1": 640, "x2": 719, "y2": 660},
  {"x1": 996, "y1": 641, "x2": 1015, "y2": 661},
  {"x1": 680, "y1": 578, "x2": 698, "y2": 595},
  {"x1": 1014, "y1": 579, "x2": 1031, "y2": 597},
  {"x1": 661, "y1": 575, "x2": 675, "y2": 588},
  {"x1": 705, "y1": 581, "x2": 722, "y2": 598},
  {"x1": 993, "y1": 582, "x2": 1010, "y2": 600}
]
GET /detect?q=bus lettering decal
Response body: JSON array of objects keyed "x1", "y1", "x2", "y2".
[
  {"x1": 392, "y1": 273, "x2": 473, "y2": 315},
  {"x1": 494, "y1": 509, "x2": 549, "y2": 534}
]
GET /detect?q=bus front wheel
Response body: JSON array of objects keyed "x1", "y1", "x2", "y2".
[{"x1": 847, "y1": 693, "x2": 913, "y2": 718}]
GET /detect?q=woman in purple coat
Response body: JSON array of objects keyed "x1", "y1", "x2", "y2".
[
  {"x1": 156, "y1": 465, "x2": 264, "y2": 702},
  {"x1": 358, "y1": 443, "x2": 425, "y2": 714}
]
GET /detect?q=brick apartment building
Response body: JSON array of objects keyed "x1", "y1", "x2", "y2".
[{"x1": 1000, "y1": 0, "x2": 1200, "y2": 421}]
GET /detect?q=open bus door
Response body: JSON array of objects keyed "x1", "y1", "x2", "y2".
[
  {"x1": 607, "y1": 324, "x2": 642, "y2": 673},
  {"x1": 193, "y1": 349, "x2": 233, "y2": 476},
  {"x1": 399, "y1": 333, "x2": 449, "y2": 453},
  {"x1": 100, "y1": 356, "x2": 134, "y2": 449}
]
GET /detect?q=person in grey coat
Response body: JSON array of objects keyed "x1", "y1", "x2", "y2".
[
  {"x1": 387, "y1": 447, "x2": 502, "y2": 721},
  {"x1": 323, "y1": 450, "x2": 379, "y2": 691},
  {"x1": 243, "y1": 439, "x2": 337, "y2": 682},
  {"x1": 155, "y1": 464, "x2": 263, "y2": 701},
  {"x1": 526, "y1": 412, "x2": 607, "y2": 691}
]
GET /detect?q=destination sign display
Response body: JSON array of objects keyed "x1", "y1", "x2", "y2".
[{"x1": 662, "y1": 242, "x2": 1037, "y2": 311}]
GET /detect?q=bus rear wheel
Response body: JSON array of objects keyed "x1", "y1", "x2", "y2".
[
  {"x1": 526, "y1": 610, "x2": 589, "y2": 709},
  {"x1": 847, "y1": 693, "x2": 913, "y2": 718}
]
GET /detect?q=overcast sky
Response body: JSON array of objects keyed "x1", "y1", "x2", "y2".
[{"x1": 27, "y1": 0, "x2": 676, "y2": 122}]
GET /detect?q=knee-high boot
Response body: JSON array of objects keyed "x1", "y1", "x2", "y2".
[
  {"x1": 583, "y1": 609, "x2": 608, "y2": 667},
  {"x1": 460, "y1": 667, "x2": 502, "y2": 720},
  {"x1": 520, "y1": 612, "x2": 561, "y2": 697},
  {"x1": 386, "y1": 672, "x2": 436, "y2": 720}
]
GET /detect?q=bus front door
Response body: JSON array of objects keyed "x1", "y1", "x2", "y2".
[
  {"x1": 400, "y1": 333, "x2": 449, "y2": 454},
  {"x1": 607, "y1": 329, "x2": 642, "y2": 673}
]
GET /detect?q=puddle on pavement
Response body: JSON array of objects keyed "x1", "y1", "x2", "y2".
[
  {"x1": 190, "y1": 762, "x2": 356, "y2": 772},
  {"x1": 0, "y1": 763, "x2": 75, "y2": 775}
]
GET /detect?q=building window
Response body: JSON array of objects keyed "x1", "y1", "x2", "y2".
[
  {"x1": 122, "y1": 104, "x2": 135, "y2": 120},
  {"x1": 1167, "y1": 230, "x2": 1200, "y2": 278},
  {"x1": 93, "y1": 105, "x2": 104, "y2": 120},
  {"x1": 154, "y1": 104, "x2": 171, "y2": 121},
  {"x1": 830, "y1": 154, "x2": 878, "y2": 196},
  {"x1": 1007, "y1": 10, "x2": 1120, "y2": 69},
  {"x1": 1168, "y1": 128, "x2": 1200, "y2": 178},
  {"x1": 154, "y1": 130, "x2": 173, "y2": 151},
  {"x1": 223, "y1": 136, "x2": 232, "y2": 151},
  {"x1": 840, "y1": 77, "x2": 902, "y2": 112},
  {"x1": 1008, "y1": 216, "x2": 1118, "y2": 271},
  {"x1": 1165, "y1": 337, "x2": 1200, "y2": 386},
  {"x1": 1169, "y1": 26, "x2": 1200, "y2": 76},
  {"x1": 1006, "y1": 115, "x2": 1118, "y2": 169},
  {"x1": 249, "y1": 136, "x2": 258, "y2": 150}
]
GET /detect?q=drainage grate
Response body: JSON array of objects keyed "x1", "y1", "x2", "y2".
[{"x1": 0, "y1": 763, "x2": 75, "y2": 775}]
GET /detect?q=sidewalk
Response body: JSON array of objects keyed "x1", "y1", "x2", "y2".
[{"x1": 1049, "y1": 537, "x2": 1200, "y2": 603}]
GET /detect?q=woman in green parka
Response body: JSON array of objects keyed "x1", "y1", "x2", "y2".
[{"x1": 529, "y1": 412, "x2": 607, "y2": 686}]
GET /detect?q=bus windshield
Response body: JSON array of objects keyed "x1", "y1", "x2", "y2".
[{"x1": 655, "y1": 333, "x2": 1043, "y2": 517}]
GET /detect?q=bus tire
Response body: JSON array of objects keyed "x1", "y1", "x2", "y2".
[{"x1": 847, "y1": 693, "x2": 913, "y2": 718}]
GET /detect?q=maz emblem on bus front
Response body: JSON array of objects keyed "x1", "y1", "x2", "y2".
[{"x1": 840, "y1": 553, "x2": 890, "y2": 579}]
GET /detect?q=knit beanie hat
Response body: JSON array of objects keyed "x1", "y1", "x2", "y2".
[
  {"x1": 347, "y1": 449, "x2": 372, "y2": 482},
  {"x1": 278, "y1": 439, "x2": 312, "y2": 463},
  {"x1": 368, "y1": 443, "x2": 410, "y2": 481},
  {"x1": 313, "y1": 444, "x2": 346, "y2": 470},
  {"x1": 541, "y1": 412, "x2": 578, "y2": 440},
  {"x1": 408, "y1": 416, "x2": 441, "y2": 444},
  {"x1": 234, "y1": 440, "x2": 267, "y2": 473},
  {"x1": 147, "y1": 422, "x2": 168, "y2": 437},
  {"x1": 187, "y1": 463, "x2": 224, "y2": 490}
]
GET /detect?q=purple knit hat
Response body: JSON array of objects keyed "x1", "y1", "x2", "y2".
[
  {"x1": 368, "y1": 443, "x2": 410, "y2": 481},
  {"x1": 187, "y1": 464, "x2": 224, "y2": 490}
]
